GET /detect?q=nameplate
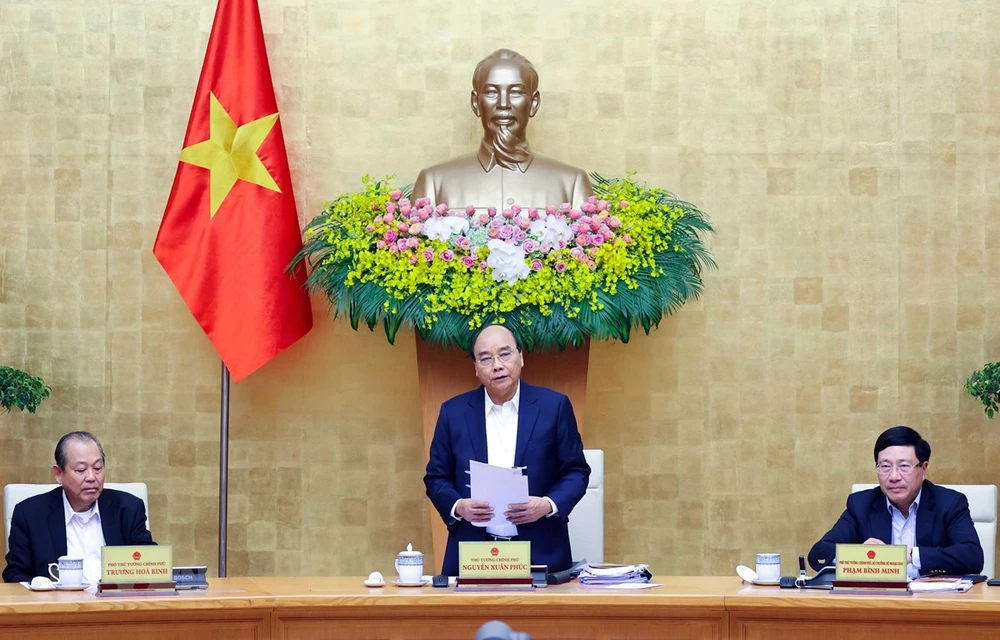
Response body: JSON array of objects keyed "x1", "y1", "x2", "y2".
[
  {"x1": 101, "y1": 545, "x2": 173, "y2": 583},
  {"x1": 458, "y1": 541, "x2": 531, "y2": 579},
  {"x1": 835, "y1": 544, "x2": 907, "y2": 582}
]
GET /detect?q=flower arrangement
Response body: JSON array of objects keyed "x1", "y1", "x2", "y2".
[
  {"x1": 965, "y1": 362, "x2": 1000, "y2": 419},
  {"x1": 293, "y1": 174, "x2": 714, "y2": 351},
  {"x1": 0, "y1": 366, "x2": 50, "y2": 414}
]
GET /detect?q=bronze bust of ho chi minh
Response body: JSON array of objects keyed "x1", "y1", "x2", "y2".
[{"x1": 411, "y1": 49, "x2": 593, "y2": 212}]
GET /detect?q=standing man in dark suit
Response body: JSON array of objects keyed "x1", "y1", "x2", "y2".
[
  {"x1": 424, "y1": 324, "x2": 591, "y2": 576},
  {"x1": 809, "y1": 426, "x2": 983, "y2": 577},
  {"x1": 3, "y1": 431, "x2": 155, "y2": 583}
]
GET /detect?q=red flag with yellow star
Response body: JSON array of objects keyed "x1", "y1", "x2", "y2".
[{"x1": 154, "y1": 0, "x2": 312, "y2": 382}]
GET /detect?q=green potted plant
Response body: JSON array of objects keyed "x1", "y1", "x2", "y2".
[
  {"x1": 0, "y1": 366, "x2": 51, "y2": 414},
  {"x1": 965, "y1": 362, "x2": 1000, "y2": 419}
]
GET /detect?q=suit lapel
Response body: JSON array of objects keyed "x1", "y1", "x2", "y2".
[
  {"x1": 465, "y1": 389, "x2": 487, "y2": 463},
  {"x1": 514, "y1": 383, "x2": 539, "y2": 468},
  {"x1": 47, "y1": 490, "x2": 67, "y2": 558},
  {"x1": 869, "y1": 491, "x2": 892, "y2": 544},
  {"x1": 915, "y1": 481, "x2": 935, "y2": 547},
  {"x1": 99, "y1": 491, "x2": 120, "y2": 546}
]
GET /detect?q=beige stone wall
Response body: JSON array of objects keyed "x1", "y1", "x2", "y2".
[{"x1": 1, "y1": 0, "x2": 998, "y2": 577}]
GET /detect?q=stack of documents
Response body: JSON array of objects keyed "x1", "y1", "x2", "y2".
[
  {"x1": 579, "y1": 563, "x2": 654, "y2": 587},
  {"x1": 908, "y1": 577, "x2": 975, "y2": 593},
  {"x1": 468, "y1": 461, "x2": 529, "y2": 529}
]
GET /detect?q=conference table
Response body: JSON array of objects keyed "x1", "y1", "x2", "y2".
[{"x1": 0, "y1": 576, "x2": 998, "y2": 639}]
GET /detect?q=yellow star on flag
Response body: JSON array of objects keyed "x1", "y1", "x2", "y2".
[{"x1": 179, "y1": 92, "x2": 282, "y2": 218}]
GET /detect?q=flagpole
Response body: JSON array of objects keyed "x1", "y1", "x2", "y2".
[{"x1": 218, "y1": 362, "x2": 231, "y2": 577}]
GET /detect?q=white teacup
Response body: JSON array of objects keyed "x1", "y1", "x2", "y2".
[
  {"x1": 755, "y1": 553, "x2": 781, "y2": 583},
  {"x1": 48, "y1": 556, "x2": 84, "y2": 586},
  {"x1": 395, "y1": 543, "x2": 424, "y2": 584}
]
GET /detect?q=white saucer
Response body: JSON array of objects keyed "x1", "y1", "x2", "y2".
[
  {"x1": 750, "y1": 580, "x2": 780, "y2": 586},
  {"x1": 54, "y1": 583, "x2": 88, "y2": 591},
  {"x1": 392, "y1": 579, "x2": 429, "y2": 587},
  {"x1": 363, "y1": 580, "x2": 385, "y2": 588}
]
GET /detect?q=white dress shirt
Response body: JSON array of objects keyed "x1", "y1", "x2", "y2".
[
  {"x1": 63, "y1": 490, "x2": 106, "y2": 585},
  {"x1": 887, "y1": 489, "x2": 922, "y2": 579},
  {"x1": 450, "y1": 382, "x2": 558, "y2": 534}
]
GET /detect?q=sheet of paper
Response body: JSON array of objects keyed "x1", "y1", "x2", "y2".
[
  {"x1": 468, "y1": 460, "x2": 529, "y2": 529},
  {"x1": 581, "y1": 582, "x2": 662, "y2": 590}
]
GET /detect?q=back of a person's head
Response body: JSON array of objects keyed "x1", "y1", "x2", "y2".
[
  {"x1": 473, "y1": 620, "x2": 531, "y2": 640},
  {"x1": 873, "y1": 425, "x2": 930, "y2": 463}
]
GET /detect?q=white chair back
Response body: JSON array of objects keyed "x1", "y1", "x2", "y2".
[
  {"x1": 851, "y1": 483, "x2": 997, "y2": 578},
  {"x1": 568, "y1": 449, "x2": 604, "y2": 564},
  {"x1": 4, "y1": 483, "x2": 151, "y2": 548}
]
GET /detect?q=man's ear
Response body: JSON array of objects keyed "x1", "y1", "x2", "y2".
[
  {"x1": 52, "y1": 465, "x2": 63, "y2": 484},
  {"x1": 471, "y1": 90, "x2": 481, "y2": 117},
  {"x1": 529, "y1": 91, "x2": 540, "y2": 118}
]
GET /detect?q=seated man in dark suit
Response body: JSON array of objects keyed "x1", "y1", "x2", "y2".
[
  {"x1": 3, "y1": 431, "x2": 155, "y2": 583},
  {"x1": 424, "y1": 324, "x2": 591, "y2": 576},
  {"x1": 809, "y1": 425, "x2": 983, "y2": 577}
]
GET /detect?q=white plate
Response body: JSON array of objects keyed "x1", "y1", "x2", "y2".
[
  {"x1": 392, "y1": 579, "x2": 429, "y2": 587},
  {"x1": 54, "y1": 583, "x2": 88, "y2": 591}
]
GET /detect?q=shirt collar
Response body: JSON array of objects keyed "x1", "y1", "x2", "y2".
[
  {"x1": 886, "y1": 487, "x2": 922, "y2": 518},
  {"x1": 485, "y1": 381, "x2": 521, "y2": 415},
  {"x1": 477, "y1": 141, "x2": 534, "y2": 173},
  {"x1": 62, "y1": 489, "x2": 100, "y2": 526}
]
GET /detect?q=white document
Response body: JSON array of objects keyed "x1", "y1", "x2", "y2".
[
  {"x1": 581, "y1": 582, "x2": 662, "y2": 590},
  {"x1": 468, "y1": 460, "x2": 529, "y2": 529}
]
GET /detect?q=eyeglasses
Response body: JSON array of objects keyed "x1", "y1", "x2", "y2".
[
  {"x1": 475, "y1": 351, "x2": 516, "y2": 368},
  {"x1": 875, "y1": 461, "x2": 923, "y2": 476}
]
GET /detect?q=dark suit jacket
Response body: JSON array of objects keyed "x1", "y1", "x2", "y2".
[
  {"x1": 3, "y1": 487, "x2": 155, "y2": 583},
  {"x1": 424, "y1": 382, "x2": 591, "y2": 576},
  {"x1": 808, "y1": 480, "x2": 984, "y2": 576}
]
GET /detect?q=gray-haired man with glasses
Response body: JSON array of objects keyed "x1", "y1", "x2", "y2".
[{"x1": 808, "y1": 426, "x2": 983, "y2": 577}]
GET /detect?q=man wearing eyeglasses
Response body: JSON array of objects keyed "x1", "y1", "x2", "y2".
[
  {"x1": 808, "y1": 426, "x2": 983, "y2": 577},
  {"x1": 424, "y1": 324, "x2": 591, "y2": 576}
]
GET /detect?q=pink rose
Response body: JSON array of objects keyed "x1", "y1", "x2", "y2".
[
  {"x1": 511, "y1": 205, "x2": 522, "y2": 215},
  {"x1": 397, "y1": 222, "x2": 409, "y2": 233},
  {"x1": 618, "y1": 200, "x2": 629, "y2": 209},
  {"x1": 479, "y1": 261, "x2": 489, "y2": 272},
  {"x1": 414, "y1": 197, "x2": 429, "y2": 208},
  {"x1": 465, "y1": 205, "x2": 476, "y2": 216},
  {"x1": 522, "y1": 239, "x2": 537, "y2": 253},
  {"x1": 591, "y1": 233, "x2": 605, "y2": 246},
  {"x1": 461, "y1": 255, "x2": 476, "y2": 269},
  {"x1": 376, "y1": 240, "x2": 387, "y2": 250},
  {"x1": 558, "y1": 240, "x2": 566, "y2": 249},
  {"x1": 568, "y1": 210, "x2": 581, "y2": 221},
  {"x1": 365, "y1": 223, "x2": 376, "y2": 233},
  {"x1": 487, "y1": 207, "x2": 497, "y2": 217},
  {"x1": 419, "y1": 210, "x2": 430, "y2": 222},
  {"x1": 455, "y1": 236, "x2": 472, "y2": 250},
  {"x1": 409, "y1": 255, "x2": 419, "y2": 265},
  {"x1": 570, "y1": 223, "x2": 581, "y2": 234},
  {"x1": 559, "y1": 203, "x2": 571, "y2": 212},
  {"x1": 436, "y1": 204, "x2": 448, "y2": 215},
  {"x1": 588, "y1": 261, "x2": 597, "y2": 271},
  {"x1": 422, "y1": 250, "x2": 434, "y2": 262},
  {"x1": 502, "y1": 208, "x2": 515, "y2": 219},
  {"x1": 409, "y1": 222, "x2": 424, "y2": 235},
  {"x1": 488, "y1": 228, "x2": 499, "y2": 239},
  {"x1": 384, "y1": 230, "x2": 398, "y2": 242},
  {"x1": 440, "y1": 250, "x2": 454, "y2": 261},
  {"x1": 555, "y1": 262, "x2": 567, "y2": 273},
  {"x1": 582, "y1": 203, "x2": 597, "y2": 214},
  {"x1": 530, "y1": 258, "x2": 543, "y2": 272},
  {"x1": 590, "y1": 221, "x2": 601, "y2": 232},
  {"x1": 389, "y1": 245, "x2": 399, "y2": 254},
  {"x1": 580, "y1": 216, "x2": 592, "y2": 226},
  {"x1": 371, "y1": 202, "x2": 380, "y2": 211},
  {"x1": 408, "y1": 237, "x2": 419, "y2": 249},
  {"x1": 588, "y1": 196, "x2": 597, "y2": 205},
  {"x1": 597, "y1": 199, "x2": 609, "y2": 212},
  {"x1": 477, "y1": 213, "x2": 490, "y2": 225},
  {"x1": 575, "y1": 234, "x2": 589, "y2": 247},
  {"x1": 400, "y1": 204, "x2": 412, "y2": 216},
  {"x1": 603, "y1": 229, "x2": 614, "y2": 241},
  {"x1": 389, "y1": 190, "x2": 402, "y2": 201},
  {"x1": 577, "y1": 253, "x2": 589, "y2": 263},
  {"x1": 528, "y1": 208, "x2": 539, "y2": 219},
  {"x1": 514, "y1": 229, "x2": 527, "y2": 242},
  {"x1": 570, "y1": 247, "x2": 583, "y2": 258},
  {"x1": 385, "y1": 202, "x2": 397, "y2": 214},
  {"x1": 399, "y1": 198, "x2": 410, "y2": 208},
  {"x1": 539, "y1": 243, "x2": 551, "y2": 254},
  {"x1": 517, "y1": 217, "x2": 531, "y2": 230},
  {"x1": 622, "y1": 234, "x2": 632, "y2": 244},
  {"x1": 396, "y1": 238, "x2": 409, "y2": 251},
  {"x1": 490, "y1": 218, "x2": 504, "y2": 229},
  {"x1": 607, "y1": 216, "x2": 621, "y2": 228},
  {"x1": 545, "y1": 206, "x2": 556, "y2": 215},
  {"x1": 499, "y1": 225, "x2": 514, "y2": 239},
  {"x1": 383, "y1": 212, "x2": 395, "y2": 224}
]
